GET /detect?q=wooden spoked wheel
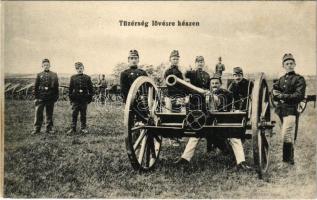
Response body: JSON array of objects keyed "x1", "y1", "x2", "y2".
[
  {"x1": 124, "y1": 76, "x2": 162, "y2": 171},
  {"x1": 251, "y1": 73, "x2": 271, "y2": 178}
]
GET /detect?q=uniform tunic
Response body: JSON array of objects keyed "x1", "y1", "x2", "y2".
[
  {"x1": 120, "y1": 66, "x2": 148, "y2": 103},
  {"x1": 215, "y1": 63, "x2": 225, "y2": 76},
  {"x1": 273, "y1": 71, "x2": 306, "y2": 117},
  {"x1": 185, "y1": 69, "x2": 210, "y2": 110},
  {"x1": 164, "y1": 65, "x2": 184, "y2": 97},
  {"x1": 228, "y1": 78, "x2": 254, "y2": 110}
]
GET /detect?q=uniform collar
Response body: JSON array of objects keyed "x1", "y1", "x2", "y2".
[
  {"x1": 129, "y1": 65, "x2": 137, "y2": 69},
  {"x1": 44, "y1": 70, "x2": 50, "y2": 73},
  {"x1": 171, "y1": 65, "x2": 178, "y2": 69},
  {"x1": 285, "y1": 71, "x2": 295, "y2": 76}
]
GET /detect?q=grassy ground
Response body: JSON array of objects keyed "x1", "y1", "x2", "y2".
[{"x1": 4, "y1": 84, "x2": 317, "y2": 198}]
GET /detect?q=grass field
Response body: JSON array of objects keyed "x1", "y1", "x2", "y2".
[{"x1": 4, "y1": 80, "x2": 317, "y2": 198}]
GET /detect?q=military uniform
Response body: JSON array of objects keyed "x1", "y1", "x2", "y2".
[
  {"x1": 33, "y1": 60, "x2": 59, "y2": 133},
  {"x1": 273, "y1": 53, "x2": 306, "y2": 164},
  {"x1": 185, "y1": 68, "x2": 210, "y2": 110},
  {"x1": 120, "y1": 66, "x2": 147, "y2": 103},
  {"x1": 228, "y1": 67, "x2": 254, "y2": 111},
  {"x1": 98, "y1": 78, "x2": 108, "y2": 104},
  {"x1": 69, "y1": 68, "x2": 94, "y2": 131},
  {"x1": 215, "y1": 57, "x2": 225, "y2": 76}
]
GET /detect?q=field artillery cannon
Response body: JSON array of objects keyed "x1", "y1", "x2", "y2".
[
  {"x1": 5, "y1": 83, "x2": 21, "y2": 99},
  {"x1": 15, "y1": 83, "x2": 35, "y2": 100},
  {"x1": 59, "y1": 85, "x2": 69, "y2": 101},
  {"x1": 124, "y1": 73, "x2": 275, "y2": 178}
]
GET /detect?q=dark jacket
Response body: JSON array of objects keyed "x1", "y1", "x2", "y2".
[
  {"x1": 120, "y1": 66, "x2": 147, "y2": 103},
  {"x1": 164, "y1": 66, "x2": 184, "y2": 97},
  {"x1": 228, "y1": 78, "x2": 254, "y2": 110},
  {"x1": 273, "y1": 71, "x2": 306, "y2": 117},
  {"x1": 69, "y1": 74, "x2": 94, "y2": 103},
  {"x1": 213, "y1": 88, "x2": 233, "y2": 112},
  {"x1": 185, "y1": 69, "x2": 210, "y2": 90},
  {"x1": 34, "y1": 70, "x2": 59, "y2": 102}
]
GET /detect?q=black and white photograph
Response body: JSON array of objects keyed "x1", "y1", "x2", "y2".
[{"x1": 1, "y1": 1, "x2": 316, "y2": 198}]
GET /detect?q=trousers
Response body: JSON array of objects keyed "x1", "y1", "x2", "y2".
[
  {"x1": 34, "y1": 100, "x2": 55, "y2": 130},
  {"x1": 71, "y1": 102, "x2": 88, "y2": 129},
  {"x1": 181, "y1": 137, "x2": 246, "y2": 164},
  {"x1": 281, "y1": 115, "x2": 296, "y2": 143}
]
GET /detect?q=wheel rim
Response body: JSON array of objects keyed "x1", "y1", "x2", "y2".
[
  {"x1": 251, "y1": 73, "x2": 271, "y2": 177},
  {"x1": 125, "y1": 77, "x2": 162, "y2": 170},
  {"x1": 297, "y1": 99, "x2": 307, "y2": 113}
]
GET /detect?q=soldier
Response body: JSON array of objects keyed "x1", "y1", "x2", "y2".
[
  {"x1": 164, "y1": 50, "x2": 185, "y2": 112},
  {"x1": 120, "y1": 49, "x2": 147, "y2": 103},
  {"x1": 272, "y1": 53, "x2": 306, "y2": 165},
  {"x1": 32, "y1": 58, "x2": 59, "y2": 134},
  {"x1": 185, "y1": 56, "x2": 210, "y2": 110},
  {"x1": 228, "y1": 67, "x2": 254, "y2": 111},
  {"x1": 215, "y1": 57, "x2": 225, "y2": 76},
  {"x1": 97, "y1": 74, "x2": 108, "y2": 104},
  {"x1": 164, "y1": 50, "x2": 185, "y2": 146},
  {"x1": 67, "y1": 62, "x2": 94, "y2": 134},
  {"x1": 174, "y1": 75, "x2": 251, "y2": 170}
]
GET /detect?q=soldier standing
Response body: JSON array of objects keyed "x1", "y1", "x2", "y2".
[
  {"x1": 67, "y1": 62, "x2": 94, "y2": 134},
  {"x1": 228, "y1": 67, "x2": 254, "y2": 111},
  {"x1": 98, "y1": 74, "x2": 108, "y2": 104},
  {"x1": 32, "y1": 58, "x2": 59, "y2": 134},
  {"x1": 184, "y1": 56, "x2": 210, "y2": 110},
  {"x1": 272, "y1": 53, "x2": 306, "y2": 165},
  {"x1": 215, "y1": 57, "x2": 225, "y2": 76},
  {"x1": 120, "y1": 49, "x2": 148, "y2": 103}
]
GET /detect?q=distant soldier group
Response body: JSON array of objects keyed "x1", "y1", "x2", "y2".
[{"x1": 32, "y1": 50, "x2": 306, "y2": 168}]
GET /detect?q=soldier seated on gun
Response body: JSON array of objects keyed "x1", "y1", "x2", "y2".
[
  {"x1": 67, "y1": 62, "x2": 94, "y2": 134},
  {"x1": 32, "y1": 58, "x2": 59, "y2": 134},
  {"x1": 228, "y1": 67, "x2": 254, "y2": 111},
  {"x1": 97, "y1": 74, "x2": 108, "y2": 105},
  {"x1": 120, "y1": 49, "x2": 148, "y2": 104},
  {"x1": 174, "y1": 74, "x2": 251, "y2": 170}
]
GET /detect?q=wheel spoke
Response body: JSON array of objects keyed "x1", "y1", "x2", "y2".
[
  {"x1": 133, "y1": 130, "x2": 146, "y2": 150},
  {"x1": 261, "y1": 102, "x2": 269, "y2": 118},
  {"x1": 137, "y1": 134, "x2": 148, "y2": 164}
]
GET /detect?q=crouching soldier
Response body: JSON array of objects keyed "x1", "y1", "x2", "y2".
[
  {"x1": 32, "y1": 58, "x2": 59, "y2": 134},
  {"x1": 67, "y1": 62, "x2": 94, "y2": 134},
  {"x1": 272, "y1": 53, "x2": 306, "y2": 165},
  {"x1": 120, "y1": 49, "x2": 147, "y2": 103}
]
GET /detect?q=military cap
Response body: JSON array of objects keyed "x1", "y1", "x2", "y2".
[
  {"x1": 210, "y1": 73, "x2": 222, "y2": 84},
  {"x1": 282, "y1": 53, "x2": 295, "y2": 63},
  {"x1": 42, "y1": 58, "x2": 50, "y2": 63},
  {"x1": 75, "y1": 62, "x2": 84, "y2": 69},
  {"x1": 233, "y1": 67, "x2": 243, "y2": 75},
  {"x1": 195, "y1": 56, "x2": 204, "y2": 62},
  {"x1": 170, "y1": 50, "x2": 180, "y2": 58},
  {"x1": 129, "y1": 49, "x2": 139, "y2": 58},
  {"x1": 218, "y1": 57, "x2": 222, "y2": 61}
]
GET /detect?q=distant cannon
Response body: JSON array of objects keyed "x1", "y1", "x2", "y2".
[
  {"x1": 5, "y1": 83, "x2": 21, "y2": 99},
  {"x1": 15, "y1": 83, "x2": 34, "y2": 100}
]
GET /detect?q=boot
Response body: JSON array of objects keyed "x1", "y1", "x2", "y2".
[
  {"x1": 289, "y1": 143, "x2": 295, "y2": 165},
  {"x1": 282, "y1": 143, "x2": 288, "y2": 162}
]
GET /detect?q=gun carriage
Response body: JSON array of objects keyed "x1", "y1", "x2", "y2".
[{"x1": 124, "y1": 73, "x2": 276, "y2": 178}]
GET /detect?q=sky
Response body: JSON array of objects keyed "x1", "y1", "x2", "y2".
[{"x1": 3, "y1": 1, "x2": 316, "y2": 76}]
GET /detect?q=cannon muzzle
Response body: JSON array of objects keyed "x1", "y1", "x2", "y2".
[{"x1": 166, "y1": 75, "x2": 208, "y2": 95}]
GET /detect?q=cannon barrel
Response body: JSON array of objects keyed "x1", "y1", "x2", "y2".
[{"x1": 166, "y1": 75, "x2": 208, "y2": 95}]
